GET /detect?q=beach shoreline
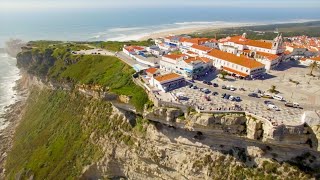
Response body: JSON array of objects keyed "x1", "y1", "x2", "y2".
[
  {"x1": 138, "y1": 23, "x2": 256, "y2": 41},
  {"x1": 0, "y1": 72, "x2": 28, "y2": 178}
]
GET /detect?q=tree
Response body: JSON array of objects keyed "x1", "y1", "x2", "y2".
[
  {"x1": 268, "y1": 85, "x2": 279, "y2": 94},
  {"x1": 219, "y1": 70, "x2": 229, "y2": 79},
  {"x1": 308, "y1": 61, "x2": 320, "y2": 76}
]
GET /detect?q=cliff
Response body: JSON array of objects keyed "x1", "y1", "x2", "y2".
[{"x1": 3, "y1": 41, "x2": 320, "y2": 179}]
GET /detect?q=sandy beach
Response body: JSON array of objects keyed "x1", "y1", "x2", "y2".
[{"x1": 139, "y1": 23, "x2": 255, "y2": 40}]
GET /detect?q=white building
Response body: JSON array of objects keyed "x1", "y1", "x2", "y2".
[
  {"x1": 206, "y1": 49, "x2": 266, "y2": 78},
  {"x1": 189, "y1": 44, "x2": 213, "y2": 57},
  {"x1": 160, "y1": 54, "x2": 212, "y2": 78},
  {"x1": 241, "y1": 50, "x2": 281, "y2": 71},
  {"x1": 300, "y1": 56, "x2": 320, "y2": 66},
  {"x1": 219, "y1": 33, "x2": 284, "y2": 55},
  {"x1": 149, "y1": 73, "x2": 185, "y2": 92},
  {"x1": 123, "y1": 45, "x2": 160, "y2": 67}
]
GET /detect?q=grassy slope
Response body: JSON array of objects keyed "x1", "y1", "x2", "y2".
[
  {"x1": 21, "y1": 41, "x2": 148, "y2": 111},
  {"x1": 5, "y1": 89, "x2": 101, "y2": 179},
  {"x1": 5, "y1": 88, "x2": 141, "y2": 179}
]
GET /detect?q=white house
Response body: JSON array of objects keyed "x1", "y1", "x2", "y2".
[
  {"x1": 149, "y1": 73, "x2": 185, "y2": 92},
  {"x1": 189, "y1": 44, "x2": 213, "y2": 57},
  {"x1": 160, "y1": 54, "x2": 212, "y2": 78},
  {"x1": 300, "y1": 57, "x2": 320, "y2": 66}
]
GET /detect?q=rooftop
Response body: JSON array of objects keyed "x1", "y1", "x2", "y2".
[
  {"x1": 146, "y1": 67, "x2": 159, "y2": 74},
  {"x1": 155, "y1": 73, "x2": 182, "y2": 83},
  {"x1": 185, "y1": 56, "x2": 211, "y2": 64},
  {"x1": 191, "y1": 44, "x2": 212, "y2": 52},
  {"x1": 221, "y1": 36, "x2": 273, "y2": 49},
  {"x1": 163, "y1": 54, "x2": 187, "y2": 60},
  {"x1": 208, "y1": 49, "x2": 265, "y2": 69}
]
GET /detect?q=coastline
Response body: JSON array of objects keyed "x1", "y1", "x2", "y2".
[
  {"x1": 138, "y1": 24, "x2": 244, "y2": 40},
  {"x1": 0, "y1": 72, "x2": 28, "y2": 178}
]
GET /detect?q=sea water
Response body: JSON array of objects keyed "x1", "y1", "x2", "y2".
[{"x1": 0, "y1": 53, "x2": 21, "y2": 130}]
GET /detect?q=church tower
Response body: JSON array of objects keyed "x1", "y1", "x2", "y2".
[{"x1": 272, "y1": 33, "x2": 283, "y2": 51}]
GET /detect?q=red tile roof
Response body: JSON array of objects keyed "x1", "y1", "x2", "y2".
[
  {"x1": 124, "y1": 46, "x2": 145, "y2": 52},
  {"x1": 181, "y1": 38, "x2": 209, "y2": 45},
  {"x1": 223, "y1": 67, "x2": 248, "y2": 77},
  {"x1": 208, "y1": 49, "x2": 264, "y2": 69},
  {"x1": 146, "y1": 67, "x2": 158, "y2": 74},
  {"x1": 309, "y1": 57, "x2": 320, "y2": 61},
  {"x1": 191, "y1": 44, "x2": 212, "y2": 52},
  {"x1": 221, "y1": 36, "x2": 273, "y2": 49},
  {"x1": 185, "y1": 56, "x2": 211, "y2": 64},
  {"x1": 256, "y1": 51, "x2": 279, "y2": 61},
  {"x1": 163, "y1": 54, "x2": 187, "y2": 60},
  {"x1": 155, "y1": 73, "x2": 182, "y2": 83}
]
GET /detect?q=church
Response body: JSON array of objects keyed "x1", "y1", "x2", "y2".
[{"x1": 218, "y1": 33, "x2": 284, "y2": 71}]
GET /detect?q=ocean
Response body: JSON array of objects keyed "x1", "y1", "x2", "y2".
[
  {"x1": 0, "y1": 53, "x2": 20, "y2": 130},
  {"x1": 0, "y1": 7, "x2": 319, "y2": 129}
]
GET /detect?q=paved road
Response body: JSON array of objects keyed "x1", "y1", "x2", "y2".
[{"x1": 115, "y1": 52, "x2": 137, "y2": 67}]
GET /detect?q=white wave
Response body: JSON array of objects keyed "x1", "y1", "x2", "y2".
[{"x1": 107, "y1": 27, "x2": 147, "y2": 32}]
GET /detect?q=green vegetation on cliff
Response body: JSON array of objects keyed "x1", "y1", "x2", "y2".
[
  {"x1": 17, "y1": 41, "x2": 148, "y2": 111},
  {"x1": 5, "y1": 88, "x2": 143, "y2": 179}
]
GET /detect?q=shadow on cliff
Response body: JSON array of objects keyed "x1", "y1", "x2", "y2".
[{"x1": 147, "y1": 121, "x2": 320, "y2": 177}]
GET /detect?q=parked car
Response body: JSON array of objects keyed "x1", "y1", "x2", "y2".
[
  {"x1": 229, "y1": 96, "x2": 235, "y2": 101},
  {"x1": 273, "y1": 94, "x2": 285, "y2": 101},
  {"x1": 221, "y1": 85, "x2": 227, "y2": 89},
  {"x1": 264, "y1": 100, "x2": 274, "y2": 105},
  {"x1": 207, "y1": 81, "x2": 213, "y2": 85},
  {"x1": 202, "y1": 88, "x2": 211, "y2": 94},
  {"x1": 192, "y1": 85, "x2": 198, "y2": 89},
  {"x1": 261, "y1": 93, "x2": 273, "y2": 99},
  {"x1": 221, "y1": 93, "x2": 226, "y2": 98},
  {"x1": 267, "y1": 104, "x2": 280, "y2": 111},
  {"x1": 285, "y1": 102, "x2": 302, "y2": 109},
  {"x1": 230, "y1": 87, "x2": 236, "y2": 91},
  {"x1": 213, "y1": 83, "x2": 219, "y2": 87},
  {"x1": 224, "y1": 94, "x2": 231, "y2": 99},
  {"x1": 248, "y1": 93, "x2": 259, "y2": 98},
  {"x1": 235, "y1": 97, "x2": 241, "y2": 102},
  {"x1": 203, "y1": 81, "x2": 208, "y2": 85},
  {"x1": 188, "y1": 84, "x2": 193, "y2": 88},
  {"x1": 212, "y1": 92, "x2": 219, "y2": 96}
]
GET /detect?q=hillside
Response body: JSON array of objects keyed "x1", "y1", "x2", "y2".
[{"x1": 16, "y1": 41, "x2": 148, "y2": 111}]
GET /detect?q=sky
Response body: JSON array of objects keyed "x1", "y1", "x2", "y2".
[{"x1": 0, "y1": 0, "x2": 320, "y2": 11}]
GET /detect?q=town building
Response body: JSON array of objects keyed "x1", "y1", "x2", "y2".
[
  {"x1": 123, "y1": 45, "x2": 161, "y2": 67},
  {"x1": 241, "y1": 50, "x2": 281, "y2": 71},
  {"x1": 300, "y1": 56, "x2": 320, "y2": 66},
  {"x1": 206, "y1": 49, "x2": 266, "y2": 78},
  {"x1": 218, "y1": 33, "x2": 284, "y2": 55},
  {"x1": 160, "y1": 54, "x2": 212, "y2": 78},
  {"x1": 145, "y1": 67, "x2": 160, "y2": 77},
  {"x1": 188, "y1": 44, "x2": 213, "y2": 57},
  {"x1": 149, "y1": 73, "x2": 185, "y2": 92}
]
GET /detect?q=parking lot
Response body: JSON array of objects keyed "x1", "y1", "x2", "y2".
[{"x1": 156, "y1": 81, "x2": 305, "y2": 126}]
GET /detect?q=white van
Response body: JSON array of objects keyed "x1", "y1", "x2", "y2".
[
  {"x1": 273, "y1": 94, "x2": 284, "y2": 101},
  {"x1": 268, "y1": 104, "x2": 280, "y2": 111}
]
